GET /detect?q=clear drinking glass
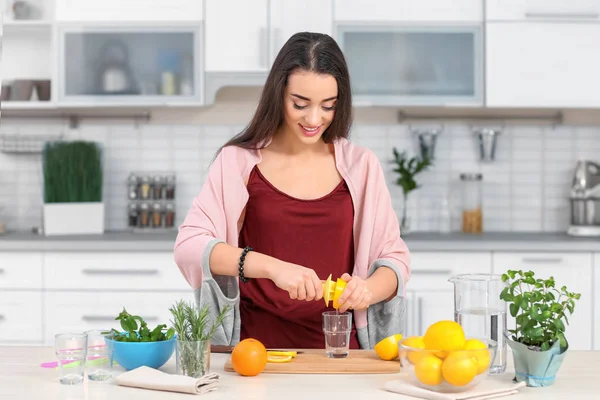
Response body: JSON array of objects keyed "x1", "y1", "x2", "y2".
[
  {"x1": 55, "y1": 333, "x2": 88, "y2": 385},
  {"x1": 176, "y1": 339, "x2": 211, "y2": 378},
  {"x1": 322, "y1": 311, "x2": 352, "y2": 358},
  {"x1": 449, "y1": 273, "x2": 508, "y2": 374},
  {"x1": 84, "y1": 329, "x2": 114, "y2": 381}
]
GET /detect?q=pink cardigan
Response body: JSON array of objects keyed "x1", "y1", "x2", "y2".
[{"x1": 174, "y1": 137, "x2": 411, "y2": 335}]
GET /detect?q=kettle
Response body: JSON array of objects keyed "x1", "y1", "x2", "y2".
[{"x1": 95, "y1": 39, "x2": 138, "y2": 95}]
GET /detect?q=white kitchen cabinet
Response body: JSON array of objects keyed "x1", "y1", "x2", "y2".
[
  {"x1": 270, "y1": 0, "x2": 333, "y2": 63},
  {"x1": 57, "y1": 24, "x2": 203, "y2": 106},
  {"x1": 0, "y1": 291, "x2": 43, "y2": 345},
  {"x1": 407, "y1": 290, "x2": 455, "y2": 337},
  {"x1": 334, "y1": 0, "x2": 482, "y2": 22},
  {"x1": 205, "y1": 0, "x2": 269, "y2": 72},
  {"x1": 43, "y1": 291, "x2": 195, "y2": 345},
  {"x1": 337, "y1": 24, "x2": 483, "y2": 106},
  {"x1": 492, "y1": 252, "x2": 593, "y2": 350},
  {"x1": 486, "y1": 22, "x2": 600, "y2": 108},
  {"x1": 55, "y1": 0, "x2": 204, "y2": 21},
  {"x1": 44, "y1": 252, "x2": 190, "y2": 291},
  {"x1": 486, "y1": 0, "x2": 600, "y2": 21},
  {"x1": 0, "y1": 252, "x2": 43, "y2": 289}
]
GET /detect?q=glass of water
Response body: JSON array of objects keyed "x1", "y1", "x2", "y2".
[
  {"x1": 84, "y1": 329, "x2": 114, "y2": 381},
  {"x1": 55, "y1": 333, "x2": 88, "y2": 385},
  {"x1": 322, "y1": 311, "x2": 352, "y2": 358}
]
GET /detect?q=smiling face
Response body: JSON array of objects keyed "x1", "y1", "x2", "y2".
[{"x1": 280, "y1": 69, "x2": 338, "y2": 146}]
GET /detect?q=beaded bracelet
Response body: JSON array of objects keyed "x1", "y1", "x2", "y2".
[{"x1": 238, "y1": 246, "x2": 253, "y2": 283}]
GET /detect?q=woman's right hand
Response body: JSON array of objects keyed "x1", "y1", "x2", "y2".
[{"x1": 269, "y1": 261, "x2": 324, "y2": 301}]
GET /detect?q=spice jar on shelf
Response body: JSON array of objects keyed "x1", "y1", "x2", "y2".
[
  {"x1": 127, "y1": 174, "x2": 139, "y2": 200},
  {"x1": 139, "y1": 203, "x2": 150, "y2": 228},
  {"x1": 152, "y1": 203, "x2": 163, "y2": 228},
  {"x1": 165, "y1": 175, "x2": 176, "y2": 200},
  {"x1": 460, "y1": 173, "x2": 483, "y2": 234},
  {"x1": 152, "y1": 175, "x2": 164, "y2": 200},
  {"x1": 165, "y1": 203, "x2": 175, "y2": 228},
  {"x1": 139, "y1": 176, "x2": 152, "y2": 200},
  {"x1": 128, "y1": 203, "x2": 139, "y2": 228}
]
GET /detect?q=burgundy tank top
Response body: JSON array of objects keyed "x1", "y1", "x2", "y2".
[{"x1": 238, "y1": 165, "x2": 360, "y2": 349}]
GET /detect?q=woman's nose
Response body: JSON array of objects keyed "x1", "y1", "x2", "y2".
[{"x1": 305, "y1": 108, "x2": 322, "y2": 126}]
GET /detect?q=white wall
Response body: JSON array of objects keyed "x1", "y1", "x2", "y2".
[{"x1": 0, "y1": 89, "x2": 598, "y2": 234}]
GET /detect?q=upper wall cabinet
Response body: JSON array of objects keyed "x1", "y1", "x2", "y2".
[
  {"x1": 485, "y1": 22, "x2": 600, "y2": 108},
  {"x1": 55, "y1": 0, "x2": 204, "y2": 21},
  {"x1": 57, "y1": 24, "x2": 204, "y2": 106},
  {"x1": 336, "y1": 25, "x2": 484, "y2": 107},
  {"x1": 334, "y1": 0, "x2": 482, "y2": 22},
  {"x1": 486, "y1": 0, "x2": 600, "y2": 21}
]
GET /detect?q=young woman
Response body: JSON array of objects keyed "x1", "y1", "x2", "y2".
[{"x1": 174, "y1": 32, "x2": 410, "y2": 350}]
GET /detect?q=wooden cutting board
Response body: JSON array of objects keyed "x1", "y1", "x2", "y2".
[{"x1": 223, "y1": 349, "x2": 400, "y2": 374}]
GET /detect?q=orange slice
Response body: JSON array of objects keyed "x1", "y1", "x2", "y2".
[{"x1": 267, "y1": 355, "x2": 293, "y2": 363}]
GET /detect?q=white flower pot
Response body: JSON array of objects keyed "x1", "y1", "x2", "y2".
[{"x1": 43, "y1": 202, "x2": 105, "y2": 236}]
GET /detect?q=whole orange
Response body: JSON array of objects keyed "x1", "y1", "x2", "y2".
[{"x1": 231, "y1": 338, "x2": 268, "y2": 377}]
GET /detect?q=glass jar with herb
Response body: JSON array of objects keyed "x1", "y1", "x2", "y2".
[
  {"x1": 140, "y1": 176, "x2": 152, "y2": 200},
  {"x1": 165, "y1": 175, "x2": 176, "y2": 200},
  {"x1": 152, "y1": 176, "x2": 164, "y2": 200},
  {"x1": 127, "y1": 174, "x2": 139, "y2": 200},
  {"x1": 128, "y1": 203, "x2": 139, "y2": 228}
]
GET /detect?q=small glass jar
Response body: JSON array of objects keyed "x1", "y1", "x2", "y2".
[
  {"x1": 127, "y1": 203, "x2": 139, "y2": 228},
  {"x1": 165, "y1": 175, "x2": 176, "y2": 200},
  {"x1": 139, "y1": 203, "x2": 150, "y2": 227},
  {"x1": 139, "y1": 176, "x2": 152, "y2": 200},
  {"x1": 152, "y1": 203, "x2": 163, "y2": 228},
  {"x1": 152, "y1": 176, "x2": 164, "y2": 200},
  {"x1": 127, "y1": 174, "x2": 139, "y2": 200},
  {"x1": 460, "y1": 173, "x2": 483, "y2": 234},
  {"x1": 165, "y1": 203, "x2": 175, "y2": 228}
]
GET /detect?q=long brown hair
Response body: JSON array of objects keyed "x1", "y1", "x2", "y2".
[{"x1": 221, "y1": 32, "x2": 353, "y2": 150}]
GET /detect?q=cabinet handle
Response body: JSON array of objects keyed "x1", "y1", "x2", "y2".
[
  {"x1": 82, "y1": 269, "x2": 159, "y2": 276},
  {"x1": 412, "y1": 269, "x2": 452, "y2": 275},
  {"x1": 82, "y1": 315, "x2": 158, "y2": 322},
  {"x1": 0, "y1": 268, "x2": 5, "y2": 274},
  {"x1": 417, "y1": 297, "x2": 423, "y2": 336},
  {"x1": 0, "y1": 315, "x2": 5, "y2": 321},
  {"x1": 521, "y1": 257, "x2": 563, "y2": 264},
  {"x1": 525, "y1": 12, "x2": 599, "y2": 19}
]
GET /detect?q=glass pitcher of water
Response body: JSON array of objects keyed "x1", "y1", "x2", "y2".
[{"x1": 448, "y1": 273, "x2": 508, "y2": 374}]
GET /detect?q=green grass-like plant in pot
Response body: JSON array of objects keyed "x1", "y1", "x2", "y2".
[
  {"x1": 500, "y1": 269, "x2": 580, "y2": 387},
  {"x1": 42, "y1": 140, "x2": 104, "y2": 236},
  {"x1": 169, "y1": 300, "x2": 230, "y2": 378}
]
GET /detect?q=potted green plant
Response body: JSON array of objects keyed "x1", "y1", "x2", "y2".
[
  {"x1": 169, "y1": 300, "x2": 230, "y2": 378},
  {"x1": 390, "y1": 148, "x2": 432, "y2": 234},
  {"x1": 500, "y1": 269, "x2": 581, "y2": 387},
  {"x1": 42, "y1": 140, "x2": 104, "y2": 235}
]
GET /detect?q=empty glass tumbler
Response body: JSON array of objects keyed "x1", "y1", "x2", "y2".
[
  {"x1": 54, "y1": 333, "x2": 88, "y2": 385},
  {"x1": 449, "y1": 273, "x2": 508, "y2": 374},
  {"x1": 84, "y1": 329, "x2": 114, "y2": 381},
  {"x1": 322, "y1": 311, "x2": 352, "y2": 358}
]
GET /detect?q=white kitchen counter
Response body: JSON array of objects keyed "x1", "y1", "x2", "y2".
[{"x1": 1, "y1": 346, "x2": 598, "y2": 399}]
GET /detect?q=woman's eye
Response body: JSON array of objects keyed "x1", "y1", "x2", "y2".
[
  {"x1": 322, "y1": 105, "x2": 336, "y2": 111},
  {"x1": 293, "y1": 103, "x2": 306, "y2": 110}
]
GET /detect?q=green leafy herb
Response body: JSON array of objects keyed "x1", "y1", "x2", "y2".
[
  {"x1": 390, "y1": 148, "x2": 432, "y2": 228},
  {"x1": 500, "y1": 269, "x2": 581, "y2": 351},
  {"x1": 110, "y1": 308, "x2": 175, "y2": 342}
]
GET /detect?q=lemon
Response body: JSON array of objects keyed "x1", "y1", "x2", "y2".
[
  {"x1": 423, "y1": 320, "x2": 466, "y2": 354},
  {"x1": 441, "y1": 351, "x2": 478, "y2": 387},
  {"x1": 414, "y1": 354, "x2": 443, "y2": 386},
  {"x1": 266, "y1": 351, "x2": 297, "y2": 358},
  {"x1": 400, "y1": 336, "x2": 426, "y2": 365},
  {"x1": 322, "y1": 275, "x2": 347, "y2": 309},
  {"x1": 463, "y1": 339, "x2": 490, "y2": 375},
  {"x1": 374, "y1": 334, "x2": 403, "y2": 361},
  {"x1": 267, "y1": 355, "x2": 293, "y2": 363}
]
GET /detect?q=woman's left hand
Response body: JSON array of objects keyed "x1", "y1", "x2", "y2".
[{"x1": 336, "y1": 273, "x2": 373, "y2": 313}]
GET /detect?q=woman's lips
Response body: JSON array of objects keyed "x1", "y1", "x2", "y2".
[{"x1": 299, "y1": 124, "x2": 321, "y2": 137}]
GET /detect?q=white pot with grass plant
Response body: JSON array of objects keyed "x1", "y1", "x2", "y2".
[{"x1": 42, "y1": 140, "x2": 104, "y2": 236}]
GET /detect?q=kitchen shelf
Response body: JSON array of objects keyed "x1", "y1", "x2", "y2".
[
  {"x1": 3, "y1": 20, "x2": 53, "y2": 28},
  {"x1": 0, "y1": 102, "x2": 57, "y2": 110}
]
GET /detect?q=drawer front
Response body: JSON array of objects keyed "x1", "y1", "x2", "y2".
[
  {"x1": 0, "y1": 253, "x2": 43, "y2": 289},
  {"x1": 44, "y1": 252, "x2": 190, "y2": 291},
  {"x1": 0, "y1": 291, "x2": 43, "y2": 343},
  {"x1": 408, "y1": 252, "x2": 493, "y2": 291},
  {"x1": 486, "y1": 0, "x2": 600, "y2": 21},
  {"x1": 44, "y1": 291, "x2": 196, "y2": 345}
]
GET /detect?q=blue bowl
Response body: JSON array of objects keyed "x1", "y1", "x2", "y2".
[{"x1": 106, "y1": 336, "x2": 176, "y2": 371}]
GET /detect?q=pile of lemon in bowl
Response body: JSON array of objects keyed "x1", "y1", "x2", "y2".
[{"x1": 398, "y1": 320, "x2": 497, "y2": 393}]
